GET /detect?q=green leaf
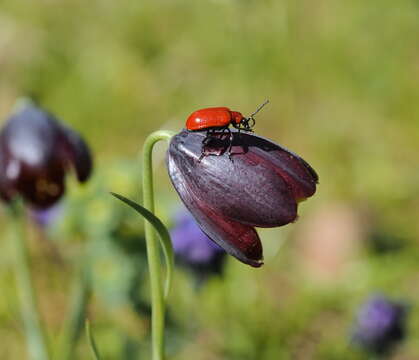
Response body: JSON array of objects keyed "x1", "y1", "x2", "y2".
[
  {"x1": 110, "y1": 192, "x2": 174, "y2": 300},
  {"x1": 85, "y1": 320, "x2": 101, "y2": 360}
]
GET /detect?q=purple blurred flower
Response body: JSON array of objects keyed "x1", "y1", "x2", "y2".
[
  {"x1": 30, "y1": 203, "x2": 63, "y2": 227},
  {"x1": 170, "y1": 211, "x2": 226, "y2": 274},
  {"x1": 166, "y1": 129, "x2": 318, "y2": 267},
  {"x1": 352, "y1": 295, "x2": 408, "y2": 355},
  {"x1": 0, "y1": 101, "x2": 93, "y2": 209}
]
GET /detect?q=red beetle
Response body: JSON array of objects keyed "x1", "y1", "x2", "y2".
[
  {"x1": 186, "y1": 100, "x2": 269, "y2": 133},
  {"x1": 187, "y1": 107, "x2": 248, "y2": 131},
  {"x1": 185, "y1": 101, "x2": 269, "y2": 160}
]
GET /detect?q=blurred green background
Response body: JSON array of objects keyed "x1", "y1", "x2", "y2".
[{"x1": 1, "y1": 0, "x2": 419, "y2": 359}]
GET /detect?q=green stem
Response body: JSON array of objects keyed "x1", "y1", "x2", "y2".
[
  {"x1": 142, "y1": 130, "x2": 175, "y2": 360},
  {"x1": 85, "y1": 320, "x2": 102, "y2": 360},
  {"x1": 10, "y1": 202, "x2": 51, "y2": 360},
  {"x1": 58, "y1": 263, "x2": 91, "y2": 360}
]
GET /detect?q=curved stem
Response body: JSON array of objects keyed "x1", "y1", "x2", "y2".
[
  {"x1": 142, "y1": 130, "x2": 175, "y2": 360},
  {"x1": 10, "y1": 202, "x2": 51, "y2": 360}
]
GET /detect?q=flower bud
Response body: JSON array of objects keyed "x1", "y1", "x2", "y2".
[{"x1": 166, "y1": 129, "x2": 318, "y2": 267}]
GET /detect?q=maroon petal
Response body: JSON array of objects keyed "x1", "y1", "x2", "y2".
[
  {"x1": 59, "y1": 125, "x2": 93, "y2": 183},
  {"x1": 167, "y1": 149, "x2": 263, "y2": 267},
  {"x1": 167, "y1": 130, "x2": 299, "y2": 228},
  {"x1": 15, "y1": 162, "x2": 66, "y2": 208},
  {"x1": 239, "y1": 133, "x2": 318, "y2": 201}
]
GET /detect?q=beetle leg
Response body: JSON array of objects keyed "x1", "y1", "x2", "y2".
[
  {"x1": 200, "y1": 127, "x2": 235, "y2": 162},
  {"x1": 202, "y1": 129, "x2": 211, "y2": 146},
  {"x1": 227, "y1": 128, "x2": 234, "y2": 161},
  {"x1": 199, "y1": 130, "x2": 209, "y2": 163},
  {"x1": 218, "y1": 127, "x2": 233, "y2": 160},
  {"x1": 200, "y1": 129, "x2": 219, "y2": 162},
  {"x1": 198, "y1": 151, "x2": 205, "y2": 162}
]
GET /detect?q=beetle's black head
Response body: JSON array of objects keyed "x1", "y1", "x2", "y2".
[
  {"x1": 238, "y1": 117, "x2": 255, "y2": 132},
  {"x1": 236, "y1": 100, "x2": 269, "y2": 132}
]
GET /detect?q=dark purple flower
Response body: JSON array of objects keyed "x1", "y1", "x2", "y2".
[
  {"x1": 166, "y1": 129, "x2": 318, "y2": 267},
  {"x1": 352, "y1": 295, "x2": 408, "y2": 355},
  {"x1": 170, "y1": 210, "x2": 226, "y2": 274},
  {"x1": 0, "y1": 101, "x2": 93, "y2": 208}
]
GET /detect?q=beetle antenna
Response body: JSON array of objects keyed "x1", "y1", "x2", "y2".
[{"x1": 249, "y1": 99, "x2": 269, "y2": 118}]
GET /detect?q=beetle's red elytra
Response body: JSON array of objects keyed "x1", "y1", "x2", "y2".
[
  {"x1": 186, "y1": 100, "x2": 269, "y2": 133},
  {"x1": 186, "y1": 107, "x2": 245, "y2": 131}
]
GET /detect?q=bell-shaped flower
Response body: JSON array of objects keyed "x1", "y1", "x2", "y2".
[
  {"x1": 0, "y1": 102, "x2": 93, "y2": 208},
  {"x1": 170, "y1": 210, "x2": 226, "y2": 276},
  {"x1": 352, "y1": 295, "x2": 408, "y2": 355},
  {"x1": 166, "y1": 129, "x2": 318, "y2": 267}
]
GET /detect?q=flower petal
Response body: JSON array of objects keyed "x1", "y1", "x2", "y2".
[
  {"x1": 168, "y1": 130, "x2": 299, "y2": 228},
  {"x1": 59, "y1": 125, "x2": 93, "y2": 183},
  {"x1": 241, "y1": 134, "x2": 318, "y2": 200},
  {"x1": 167, "y1": 151, "x2": 263, "y2": 267},
  {"x1": 1, "y1": 105, "x2": 60, "y2": 168},
  {"x1": 16, "y1": 164, "x2": 66, "y2": 208}
]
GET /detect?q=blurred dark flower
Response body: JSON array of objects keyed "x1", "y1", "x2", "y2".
[
  {"x1": 170, "y1": 210, "x2": 226, "y2": 275},
  {"x1": 166, "y1": 129, "x2": 318, "y2": 267},
  {"x1": 0, "y1": 101, "x2": 93, "y2": 208},
  {"x1": 352, "y1": 295, "x2": 408, "y2": 355}
]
